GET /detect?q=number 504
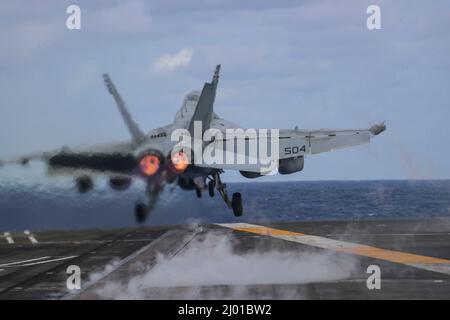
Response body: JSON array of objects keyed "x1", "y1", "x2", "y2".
[{"x1": 284, "y1": 145, "x2": 306, "y2": 155}]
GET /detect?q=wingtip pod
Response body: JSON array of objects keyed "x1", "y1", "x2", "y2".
[{"x1": 370, "y1": 122, "x2": 386, "y2": 136}]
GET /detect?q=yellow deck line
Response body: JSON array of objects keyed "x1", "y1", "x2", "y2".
[
  {"x1": 337, "y1": 246, "x2": 449, "y2": 265},
  {"x1": 216, "y1": 223, "x2": 450, "y2": 275},
  {"x1": 233, "y1": 226, "x2": 304, "y2": 237}
]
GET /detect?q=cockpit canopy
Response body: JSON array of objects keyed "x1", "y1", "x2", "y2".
[
  {"x1": 174, "y1": 90, "x2": 201, "y2": 122},
  {"x1": 183, "y1": 91, "x2": 200, "y2": 105}
]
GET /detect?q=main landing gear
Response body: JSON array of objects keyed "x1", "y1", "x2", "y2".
[
  {"x1": 208, "y1": 172, "x2": 243, "y2": 217},
  {"x1": 231, "y1": 192, "x2": 243, "y2": 217}
]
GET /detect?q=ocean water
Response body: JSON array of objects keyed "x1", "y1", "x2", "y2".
[{"x1": 0, "y1": 179, "x2": 450, "y2": 231}]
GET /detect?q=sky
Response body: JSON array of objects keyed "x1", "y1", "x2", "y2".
[{"x1": 0, "y1": 0, "x2": 449, "y2": 182}]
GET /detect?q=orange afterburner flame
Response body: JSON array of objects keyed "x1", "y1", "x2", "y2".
[
  {"x1": 171, "y1": 151, "x2": 189, "y2": 173},
  {"x1": 139, "y1": 154, "x2": 160, "y2": 176}
]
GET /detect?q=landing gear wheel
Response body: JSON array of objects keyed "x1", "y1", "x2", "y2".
[
  {"x1": 195, "y1": 187, "x2": 202, "y2": 198},
  {"x1": 231, "y1": 192, "x2": 243, "y2": 217},
  {"x1": 208, "y1": 180, "x2": 215, "y2": 197},
  {"x1": 135, "y1": 203, "x2": 148, "y2": 223}
]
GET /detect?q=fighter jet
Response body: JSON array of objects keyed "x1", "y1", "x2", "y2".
[{"x1": 0, "y1": 65, "x2": 386, "y2": 222}]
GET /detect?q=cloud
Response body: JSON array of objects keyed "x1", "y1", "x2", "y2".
[{"x1": 152, "y1": 48, "x2": 193, "y2": 72}]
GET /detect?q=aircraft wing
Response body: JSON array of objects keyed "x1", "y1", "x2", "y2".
[
  {"x1": 194, "y1": 123, "x2": 386, "y2": 173},
  {"x1": 0, "y1": 74, "x2": 146, "y2": 176},
  {"x1": 0, "y1": 141, "x2": 137, "y2": 175},
  {"x1": 283, "y1": 122, "x2": 386, "y2": 157}
]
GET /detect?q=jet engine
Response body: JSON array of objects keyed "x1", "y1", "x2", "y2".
[
  {"x1": 168, "y1": 150, "x2": 190, "y2": 173},
  {"x1": 137, "y1": 152, "x2": 163, "y2": 177}
]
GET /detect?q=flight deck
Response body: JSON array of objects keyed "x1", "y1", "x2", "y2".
[{"x1": 1, "y1": 219, "x2": 449, "y2": 299}]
